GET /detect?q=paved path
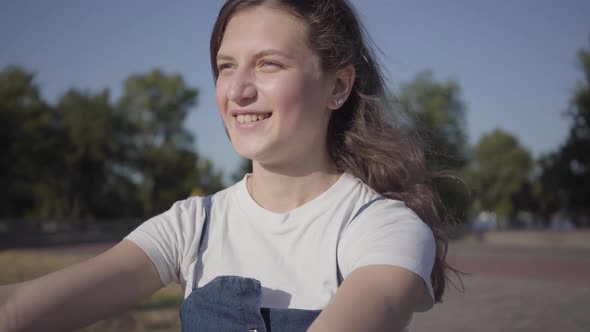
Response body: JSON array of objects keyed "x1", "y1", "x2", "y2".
[{"x1": 412, "y1": 241, "x2": 590, "y2": 332}]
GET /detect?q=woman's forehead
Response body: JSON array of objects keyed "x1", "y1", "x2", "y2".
[{"x1": 218, "y1": 6, "x2": 310, "y2": 56}]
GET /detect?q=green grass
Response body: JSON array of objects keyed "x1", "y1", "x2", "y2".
[{"x1": 0, "y1": 249, "x2": 183, "y2": 332}]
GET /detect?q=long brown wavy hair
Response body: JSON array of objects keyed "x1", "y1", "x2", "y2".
[{"x1": 210, "y1": 0, "x2": 459, "y2": 303}]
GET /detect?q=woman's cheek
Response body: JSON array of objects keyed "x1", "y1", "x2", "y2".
[
  {"x1": 266, "y1": 74, "x2": 310, "y2": 113},
  {"x1": 215, "y1": 79, "x2": 230, "y2": 116}
]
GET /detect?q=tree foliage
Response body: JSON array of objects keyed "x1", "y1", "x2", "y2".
[
  {"x1": 398, "y1": 70, "x2": 470, "y2": 223},
  {"x1": 468, "y1": 129, "x2": 533, "y2": 221},
  {"x1": 0, "y1": 66, "x2": 54, "y2": 218},
  {"x1": 398, "y1": 70, "x2": 469, "y2": 169},
  {"x1": 116, "y1": 69, "x2": 203, "y2": 216},
  {"x1": 539, "y1": 46, "x2": 590, "y2": 224},
  {"x1": 0, "y1": 66, "x2": 225, "y2": 224}
]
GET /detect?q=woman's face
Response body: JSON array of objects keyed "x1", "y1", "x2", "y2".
[{"x1": 215, "y1": 6, "x2": 335, "y2": 167}]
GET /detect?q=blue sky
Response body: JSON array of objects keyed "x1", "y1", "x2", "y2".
[{"x1": 2, "y1": 0, "x2": 589, "y2": 180}]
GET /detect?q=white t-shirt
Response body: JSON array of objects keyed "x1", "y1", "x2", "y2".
[{"x1": 125, "y1": 172, "x2": 436, "y2": 312}]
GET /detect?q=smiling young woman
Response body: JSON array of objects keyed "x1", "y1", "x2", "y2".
[
  {"x1": 0, "y1": 1, "x2": 457, "y2": 332},
  {"x1": 214, "y1": 4, "x2": 349, "y2": 213}
]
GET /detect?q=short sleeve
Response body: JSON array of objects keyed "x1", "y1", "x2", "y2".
[
  {"x1": 337, "y1": 199, "x2": 436, "y2": 311},
  {"x1": 124, "y1": 196, "x2": 204, "y2": 287}
]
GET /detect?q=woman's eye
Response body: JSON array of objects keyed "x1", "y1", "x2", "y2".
[
  {"x1": 217, "y1": 63, "x2": 233, "y2": 72},
  {"x1": 260, "y1": 60, "x2": 282, "y2": 69}
]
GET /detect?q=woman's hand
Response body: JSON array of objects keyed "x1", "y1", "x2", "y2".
[
  {"x1": 0, "y1": 240, "x2": 162, "y2": 332},
  {"x1": 308, "y1": 265, "x2": 428, "y2": 332}
]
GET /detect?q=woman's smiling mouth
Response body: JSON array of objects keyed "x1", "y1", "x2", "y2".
[
  {"x1": 235, "y1": 113, "x2": 271, "y2": 124},
  {"x1": 232, "y1": 112, "x2": 272, "y2": 129}
]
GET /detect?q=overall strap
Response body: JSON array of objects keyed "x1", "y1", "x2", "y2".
[
  {"x1": 336, "y1": 196, "x2": 386, "y2": 286},
  {"x1": 192, "y1": 195, "x2": 213, "y2": 291}
]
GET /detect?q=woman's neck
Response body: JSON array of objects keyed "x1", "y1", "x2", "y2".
[{"x1": 248, "y1": 157, "x2": 342, "y2": 214}]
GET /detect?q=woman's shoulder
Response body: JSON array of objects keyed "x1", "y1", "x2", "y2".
[
  {"x1": 122, "y1": 183, "x2": 242, "y2": 286},
  {"x1": 348, "y1": 174, "x2": 418, "y2": 216},
  {"x1": 343, "y1": 174, "x2": 431, "y2": 235},
  {"x1": 126, "y1": 181, "x2": 241, "y2": 243},
  {"x1": 338, "y1": 180, "x2": 436, "y2": 305},
  {"x1": 365, "y1": 196, "x2": 420, "y2": 221}
]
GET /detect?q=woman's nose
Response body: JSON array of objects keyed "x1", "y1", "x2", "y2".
[{"x1": 227, "y1": 70, "x2": 257, "y2": 103}]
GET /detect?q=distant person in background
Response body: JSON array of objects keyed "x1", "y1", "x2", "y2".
[
  {"x1": 0, "y1": 1, "x2": 459, "y2": 331},
  {"x1": 472, "y1": 211, "x2": 497, "y2": 242},
  {"x1": 550, "y1": 211, "x2": 575, "y2": 231}
]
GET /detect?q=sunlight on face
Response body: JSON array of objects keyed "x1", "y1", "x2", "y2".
[{"x1": 215, "y1": 6, "x2": 335, "y2": 168}]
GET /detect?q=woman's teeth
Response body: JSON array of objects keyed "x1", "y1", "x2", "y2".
[{"x1": 236, "y1": 113, "x2": 271, "y2": 123}]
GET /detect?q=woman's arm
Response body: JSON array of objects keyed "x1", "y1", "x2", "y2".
[
  {"x1": 308, "y1": 265, "x2": 427, "y2": 332},
  {"x1": 0, "y1": 240, "x2": 163, "y2": 332}
]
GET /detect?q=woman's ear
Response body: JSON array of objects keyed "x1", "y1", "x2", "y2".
[{"x1": 329, "y1": 64, "x2": 356, "y2": 110}]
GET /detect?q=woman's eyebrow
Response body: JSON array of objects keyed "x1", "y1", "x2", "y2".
[
  {"x1": 216, "y1": 49, "x2": 294, "y2": 62},
  {"x1": 216, "y1": 53, "x2": 234, "y2": 62},
  {"x1": 254, "y1": 49, "x2": 294, "y2": 60}
]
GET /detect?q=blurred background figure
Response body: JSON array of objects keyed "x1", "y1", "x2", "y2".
[{"x1": 472, "y1": 211, "x2": 498, "y2": 242}]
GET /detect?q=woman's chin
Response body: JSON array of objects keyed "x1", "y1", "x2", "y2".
[{"x1": 234, "y1": 146, "x2": 262, "y2": 161}]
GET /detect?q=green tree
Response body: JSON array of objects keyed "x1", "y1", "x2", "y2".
[
  {"x1": 536, "y1": 152, "x2": 564, "y2": 221},
  {"x1": 398, "y1": 70, "x2": 469, "y2": 169},
  {"x1": 117, "y1": 69, "x2": 223, "y2": 216},
  {"x1": 468, "y1": 129, "x2": 533, "y2": 225},
  {"x1": 539, "y1": 45, "x2": 590, "y2": 224},
  {"x1": 1, "y1": 65, "x2": 227, "y2": 224},
  {"x1": 0, "y1": 66, "x2": 56, "y2": 219},
  {"x1": 398, "y1": 70, "x2": 470, "y2": 223},
  {"x1": 49, "y1": 88, "x2": 132, "y2": 221}
]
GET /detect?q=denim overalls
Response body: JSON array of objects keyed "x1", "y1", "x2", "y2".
[{"x1": 180, "y1": 195, "x2": 384, "y2": 332}]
